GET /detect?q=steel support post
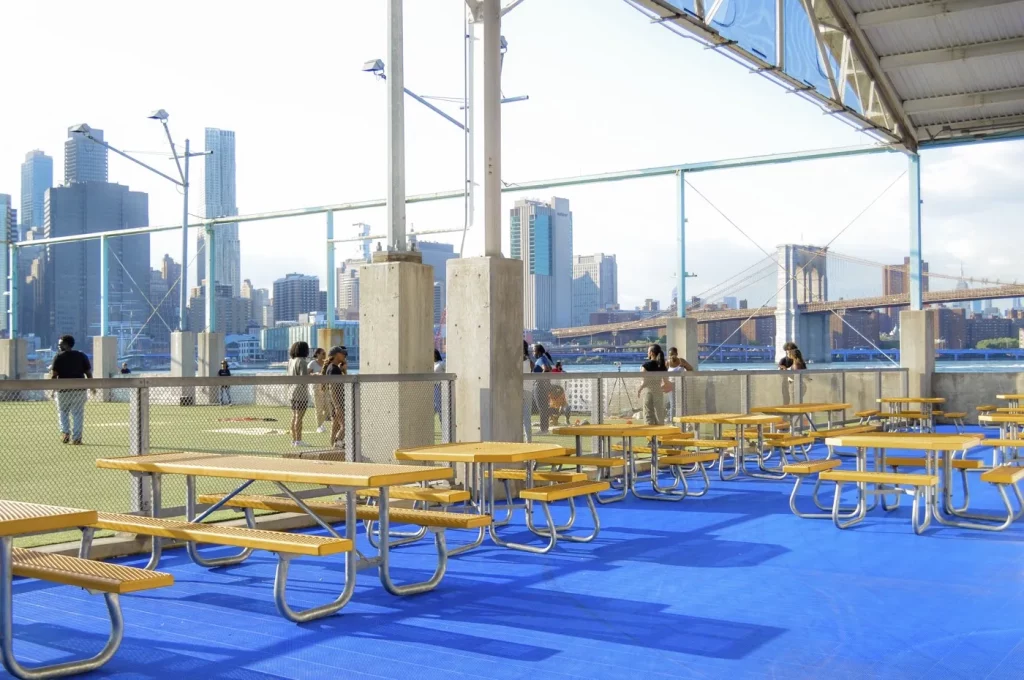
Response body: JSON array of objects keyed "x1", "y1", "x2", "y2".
[
  {"x1": 180, "y1": 139, "x2": 190, "y2": 331},
  {"x1": 205, "y1": 226, "x2": 216, "y2": 331},
  {"x1": 7, "y1": 245, "x2": 16, "y2": 338},
  {"x1": 326, "y1": 211, "x2": 335, "y2": 328},
  {"x1": 676, "y1": 170, "x2": 686, "y2": 317},
  {"x1": 99, "y1": 234, "x2": 109, "y2": 336},
  {"x1": 908, "y1": 153, "x2": 923, "y2": 311},
  {"x1": 387, "y1": 0, "x2": 407, "y2": 252},
  {"x1": 481, "y1": 0, "x2": 502, "y2": 256}
]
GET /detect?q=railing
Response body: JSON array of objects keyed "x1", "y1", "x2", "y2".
[{"x1": 0, "y1": 373, "x2": 454, "y2": 546}]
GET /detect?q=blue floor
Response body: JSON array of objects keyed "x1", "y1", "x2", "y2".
[{"x1": 7, "y1": 427, "x2": 1024, "y2": 679}]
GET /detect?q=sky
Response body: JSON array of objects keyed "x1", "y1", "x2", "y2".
[{"x1": 1, "y1": 0, "x2": 1021, "y2": 313}]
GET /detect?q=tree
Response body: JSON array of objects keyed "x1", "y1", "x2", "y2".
[{"x1": 977, "y1": 337, "x2": 1018, "y2": 350}]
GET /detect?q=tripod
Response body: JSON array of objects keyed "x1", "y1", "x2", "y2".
[{"x1": 605, "y1": 364, "x2": 637, "y2": 419}]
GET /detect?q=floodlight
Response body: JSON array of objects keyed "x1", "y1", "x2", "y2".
[
  {"x1": 362, "y1": 59, "x2": 386, "y2": 79},
  {"x1": 148, "y1": 109, "x2": 170, "y2": 121}
]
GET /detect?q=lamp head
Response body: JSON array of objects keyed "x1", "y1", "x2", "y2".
[
  {"x1": 69, "y1": 123, "x2": 92, "y2": 135},
  {"x1": 500, "y1": 36, "x2": 508, "y2": 53},
  {"x1": 147, "y1": 109, "x2": 170, "y2": 121},
  {"x1": 362, "y1": 59, "x2": 386, "y2": 79}
]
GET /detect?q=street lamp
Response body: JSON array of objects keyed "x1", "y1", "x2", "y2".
[{"x1": 72, "y1": 111, "x2": 208, "y2": 332}]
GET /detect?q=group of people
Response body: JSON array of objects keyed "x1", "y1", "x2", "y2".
[
  {"x1": 286, "y1": 341, "x2": 349, "y2": 449},
  {"x1": 638, "y1": 344, "x2": 694, "y2": 426}
]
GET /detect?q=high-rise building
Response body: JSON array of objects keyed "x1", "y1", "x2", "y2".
[
  {"x1": 44, "y1": 183, "x2": 149, "y2": 347},
  {"x1": 18, "y1": 227, "x2": 47, "y2": 340},
  {"x1": 188, "y1": 284, "x2": 249, "y2": 335},
  {"x1": 510, "y1": 197, "x2": 572, "y2": 330},
  {"x1": 64, "y1": 126, "x2": 108, "y2": 184},
  {"x1": 416, "y1": 240, "x2": 457, "y2": 323},
  {"x1": 272, "y1": 273, "x2": 319, "y2": 323},
  {"x1": 932, "y1": 307, "x2": 967, "y2": 349},
  {"x1": 0, "y1": 196, "x2": 13, "y2": 334},
  {"x1": 723, "y1": 296, "x2": 738, "y2": 310},
  {"x1": 829, "y1": 310, "x2": 880, "y2": 349},
  {"x1": 336, "y1": 260, "x2": 361, "y2": 318},
  {"x1": 20, "y1": 150, "x2": 53, "y2": 238},
  {"x1": 433, "y1": 282, "x2": 445, "y2": 325},
  {"x1": 158, "y1": 254, "x2": 182, "y2": 330},
  {"x1": 571, "y1": 253, "x2": 617, "y2": 326},
  {"x1": 198, "y1": 128, "x2": 241, "y2": 296},
  {"x1": 967, "y1": 316, "x2": 1012, "y2": 348}
]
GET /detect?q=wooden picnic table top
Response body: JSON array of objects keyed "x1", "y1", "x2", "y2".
[
  {"x1": 719, "y1": 414, "x2": 786, "y2": 426},
  {"x1": 674, "y1": 413, "x2": 744, "y2": 424},
  {"x1": 551, "y1": 424, "x2": 680, "y2": 438},
  {"x1": 877, "y1": 397, "x2": 946, "y2": 404},
  {"x1": 0, "y1": 500, "x2": 97, "y2": 538},
  {"x1": 979, "y1": 414, "x2": 1024, "y2": 424},
  {"x1": 751, "y1": 403, "x2": 850, "y2": 415},
  {"x1": 996, "y1": 394, "x2": 1024, "y2": 400},
  {"x1": 95, "y1": 451, "x2": 452, "y2": 487},
  {"x1": 824, "y1": 434, "x2": 982, "y2": 451},
  {"x1": 394, "y1": 442, "x2": 565, "y2": 464}
]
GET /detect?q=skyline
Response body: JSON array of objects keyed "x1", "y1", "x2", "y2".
[{"x1": 0, "y1": 0, "x2": 1021, "y2": 314}]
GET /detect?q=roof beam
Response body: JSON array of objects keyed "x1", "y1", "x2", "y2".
[
  {"x1": 904, "y1": 85, "x2": 1024, "y2": 114},
  {"x1": 857, "y1": 0, "x2": 1022, "y2": 28},
  {"x1": 880, "y1": 35, "x2": 1024, "y2": 70},
  {"x1": 918, "y1": 112, "x2": 1024, "y2": 142}
]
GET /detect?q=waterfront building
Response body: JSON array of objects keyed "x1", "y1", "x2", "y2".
[
  {"x1": 510, "y1": 197, "x2": 572, "y2": 330},
  {"x1": 64, "y1": 126, "x2": 107, "y2": 184},
  {"x1": 572, "y1": 253, "x2": 618, "y2": 327},
  {"x1": 20, "y1": 150, "x2": 53, "y2": 237},
  {"x1": 198, "y1": 128, "x2": 241, "y2": 296},
  {"x1": 272, "y1": 273, "x2": 319, "y2": 323}
]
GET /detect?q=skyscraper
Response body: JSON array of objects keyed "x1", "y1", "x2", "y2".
[
  {"x1": 44, "y1": 183, "x2": 149, "y2": 347},
  {"x1": 416, "y1": 240, "x2": 458, "y2": 324},
  {"x1": 336, "y1": 260, "x2": 361, "y2": 318},
  {"x1": 64, "y1": 126, "x2": 108, "y2": 184},
  {"x1": 510, "y1": 197, "x2": 573, "y2": 330},
  {"x1": 0, "y1": 195, "x2": 13, "y2": 334},
  {"x1": 198, "y1": 128, "x2": 241, "y2": 296},
  {"x1": 571, "y1": 253, "x2": 618, "y2": 326},
  {"x1": 272, "y1": 273, "x2": 319, "y2": 323},
  {"x1": 20, "y1": 150, "x2": 53, "y2": 237}
]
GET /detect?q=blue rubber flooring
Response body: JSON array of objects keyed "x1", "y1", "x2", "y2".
[{"x1": 6, "y1": 427, "x2": 1024, "y2": 679}]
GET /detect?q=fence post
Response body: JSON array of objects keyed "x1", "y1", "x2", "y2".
[
  {"x1": 901, "y1": 370, "x2": 909, "y2": 398},
  {"x1": 795, "y1": 372, "x2": 804, "y2": 405},
  {"x1": 740, "y1": 374, "x2": 750, "y2": 414},
  {"x1": 874, "y1": 370, "x2": 883, "y2": 403},
  {"x1": 840, "y1": 372, "x2": 847, "y2": 419},
  {"x1": 128, "y1": 384, "x2": 151, "y2": 514},
  {"x1": 349, "y1": 381, "x2": 362, "y2": 462},
  {"x1": 590, "y1": 376, "x2": 604, "y2": 453},
  {"x1": 443, "y1": 377, "x2": 455, "y2": 443}
]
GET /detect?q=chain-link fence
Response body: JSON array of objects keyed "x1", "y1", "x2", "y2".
[{"x1": 0, "y1": 373, "x2": 453, "y2": 545}]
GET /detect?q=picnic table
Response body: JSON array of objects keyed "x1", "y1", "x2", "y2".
[
  {"x1": 718, "y1": 414, "x2": 787, "y2": 480},
  {"x1": 750, "y1": 402, "x2": 850, "y2": 433},
  {"x1": 878, "y1": 397, "x2": 946, "y2": 433},
  {"x1": 551, "y1": 424, "x2": 683, "y2": 501},
  {"x1": 1, "y1": 500, "x2": 174, "y2": 679},
  {"x1": 394, "y1": 442, "x2": 591, "y2": 553},
  {"x1": 979, "y1": 412, "x2": 1024, "y2": 439},
  {"x1": 996, "y1": 394, "x2": 1024, "y2": 408},
  {"x1": 823, "y1": 434, "x2": 984, "y2": 532},
  {"x1": 674, "y1": 413, "x2": 744, "y2": 439},
  {"x1": 95, "y1": 452, "x2": 453, "y2": 618}
]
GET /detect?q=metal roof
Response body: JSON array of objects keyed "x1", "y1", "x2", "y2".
[{"x1": 626, "y1": 0, "x2": 1024, "y2": 151}]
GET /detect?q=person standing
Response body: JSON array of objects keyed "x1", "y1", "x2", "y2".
[
  {"x1": 664, "y1": 347, "x2": 693, "y2": 418},
  {"x1": 308, "y1": 347, "x2": 330, "y2": 433},
  {"x1": 217, "y1": 359, "x2": 232, "y2": 405},
  {"x1": 433, "y1": 349, "x2": 446, "y2": 423},
  {"x1": 532, "y1": 344, "x2": 555, "y2": 434},
  {"x1": 50, "y1": 335, "x2": 93, "y2": 445},
  {"x1": 323, "y1": 346, "x2": 348, "y2": 450},
  {"x1": 119, "y1": 362, "x2": 131, "y2": 375},
  {"x1": 287, "y1": 341, "x2": 311, "y2": 447},
  {"x1": 522, "y1": 340, "x2": 534, "y2": 442},
  {"x1": 638, "y1": 343, "x2": 668, "y2": 425}
]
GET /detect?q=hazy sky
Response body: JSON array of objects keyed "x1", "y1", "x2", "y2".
[{"x1": 1, "y1": 0, "x2": 1021, "y2": 311}]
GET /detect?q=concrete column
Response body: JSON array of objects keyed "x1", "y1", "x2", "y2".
[
  {"x1": 666, "y1": 318, "x2": 698, "y2": 370},
  {"x1": 358, "y1": 260, "x2": 434, "y2": 460},
  {"x1": 91, "y1": 336, "x2": 118, "y2": 402},
  {"x1": 170, "y1": 331, "x2": 195, "y2": 406},
  {"x1": 447, "y1": 257, "x2": 524, "y2": 442},
  {"x1": 197, "y1": 332, "x2": 225, "y2": 405},
  {"x1": 0, "y1": 339, "x2": 27, "y2": 380},
  {"x1": 899, "y1": 309, "x2": 934, "y2": 397}
]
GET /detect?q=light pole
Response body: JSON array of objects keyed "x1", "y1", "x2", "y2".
[{"x1": 72, "y1": 113, "x2": 209, "y2": 333}]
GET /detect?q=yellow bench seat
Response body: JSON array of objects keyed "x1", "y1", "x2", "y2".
[
  {"x1": 783, "y1": 459, "x2": 842, "y2": 475},
  {"x1": 981, "y1": 465, "x2": 1024, "y2": 485},
  {"x1": 518, "y1": 480, "x2": 611, "y2": 502},
  {"x1": 812, "y1": 424, "x2": 880, "y2": 439},
  {"x1": 770, "y1": 436, "x2": 815, "y2": 448},
  {"x1": 11, "y1": 548, "x2": 173, "y2": 594},
  {"x1": 658, "y1": 452, "x2": 718, "y2": 466},
  {"x1": 819, "y1": 470, "x2": 937, "y2": 487},
  {"x1": 356, "y1": 486, "x2": 470, "y2": 504},
  {"x1": 92, "y1": 512, "x2": 353, "y2": 557},
  {"x1": 855, "y1": 409, "x2": 880, "y2": 418},
  {"x1": 197, "y1": 494, "x2": 491, "y2": 529},
  {"x1": 886, "y1": 456, "x2": 983, "y2": 471},
  {"x1": 485, "y1": 469, "x2": 588, "y2": 483},
  {"x1": 541, "y1": 456, "x2": 628, "y2": 468},
  {"x1": 982, "y1": 439, "x2": 1024, "y2": 448}
]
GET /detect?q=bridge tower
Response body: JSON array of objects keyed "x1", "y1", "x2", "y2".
[{"x1": 776, "y1": 244, "x2": 831, "y2": 364}]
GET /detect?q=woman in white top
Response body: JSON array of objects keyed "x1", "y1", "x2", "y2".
[
  {"x1": 287, "y1": 341, "x2": 311, "y2": 447},
  {"x1": 664, "y1": 347, "x2": 694, "y2": 418},
  {"x1": 522, "y1": 340, "x2": 534, "y2": 442},
  {"x1": 308, "y1": 347, "x2": 329, "y2": 434}
]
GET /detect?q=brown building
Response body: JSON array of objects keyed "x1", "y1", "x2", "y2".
[
  {"x1": 966, "y1": 317, "x2": 1013, "y2": 348},
  {"x1": 932, "y1": 307, "x2": 966, "y2": 349},
  {"x1": 829, "y1": 310, "x2": 880, "y2": 349},
  {"x1": 883, "y1": 257, "x2": 930, "y2": 296},
  {"x1": 698, "y1": 316, "x2": 775, "y2": 346}
]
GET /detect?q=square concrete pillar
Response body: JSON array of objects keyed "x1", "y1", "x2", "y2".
[
  {"x1": 91, "y1": 336, "x2": 119, "y2": 402},
  {"x1": 358, "y1": 261, "x2": 435, "y2": 462},
  {"x1": 446, "y1": 257, "x2": 524, "y2": 442},
  {"x1": 0, "y1": 339, "x2": 28, "y2": 380},
  {"x1": 170, "y1": 331, "x2": 196, "y2": 406},
  {"x1": 900, "y1": 309, "x2": 934, "y2": 397},
  {"x1": 666, "y1": 318, "x2": 698, "y2": 370},
  {"x1": 197, "y1": 332, "x2": 225, "y2": 405}
]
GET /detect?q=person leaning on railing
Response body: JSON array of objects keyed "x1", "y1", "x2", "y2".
[{"x1": 638, "y1": 343, "x2": 668, "y2": 425}]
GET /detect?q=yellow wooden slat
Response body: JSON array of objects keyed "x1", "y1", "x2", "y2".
[
  {"x1": 11, "y1": 549, "x2": 173, "y2": 594},
  {"x1": 540, "y1": 456, "x2": 628, "y2": 468},
  {"x1": 486, "y1": 469, "x2": 588, "y2": 483},
  {"x1": 750, "y1": 403, "x2": 850, "y2": 415},
  {"x1": 783, "y1": 459, "x2": 842, "y2": 475},
  {"x1": 92, "y1": 513, "x2": 353, "y2": 557},
  {"x1": 982, "y1": 439, "x2": 1024, "y2": 448},
  {"x1": 980, "y1": 466, "x2": 1024, "y2": 485},
  {"x1": 819, "y1": 470, "x2": 938, "y2": 486},
  {"x1": 518, "y1": 480, "x2": 611, "y2": 502},
  {"x1": 551, "y1": 424, "x2": 680, "y2": 438},
  {"x1": 96, "y1": 452, "x2": 452, "y2": 487},
  {"x1": 878, "y1": 397, "x2": 946, "y2": 404},
  {"x1": 658, "y1": 452, "x2": 718, "y2": 465},
  {"x1": 197, "y1": 494, "x2": 492, "y2": 529},
  {"x1": 885, "y1": 457, "x2": 983, "y2": 470},
  {"x1": 824, "y1": 435, "x2": 982, "y2": 451},
  {"x1": 357, "y1": 487, "x2": 470, "y2": 504},
  {"x1": 395, "y1": 442, "x2": 564, "y2": 463},
  {"x1": 0, "y1": 501, "x2": 97, "y2": 538},
  {"x1": 674, "y1": 413, "x2": 744, "y2": 424},
  {"x1": 811, "y1": 425, "x2": 880, "y2": 439}
]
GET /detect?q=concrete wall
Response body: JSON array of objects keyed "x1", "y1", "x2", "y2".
[{"x1": 932, "y1": 371, "x2": 1024, "y2": 424}]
